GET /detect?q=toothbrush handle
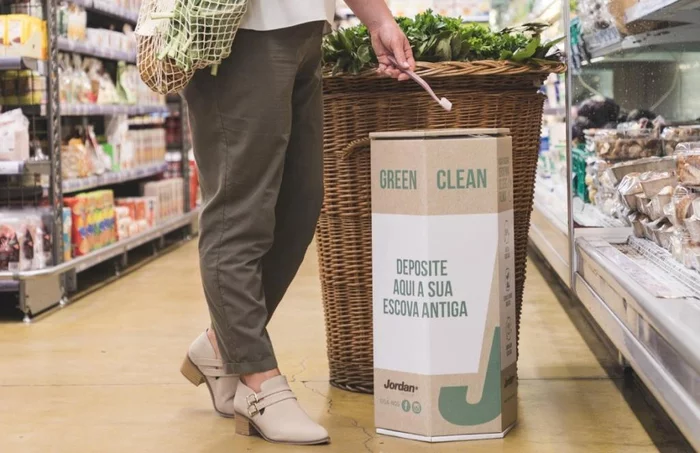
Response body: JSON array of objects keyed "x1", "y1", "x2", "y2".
[{"x1": 386, "y1": 56, "x2": 442, "y2": 105}]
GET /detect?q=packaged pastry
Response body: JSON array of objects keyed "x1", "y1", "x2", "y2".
[
  {"x1": 664, "y1": 202, "x2": 681, "y2": 226},
  {"x1": 686, "y1": 216, "x2": 700, "y2": 244},
  {"x1": 649, "y1": 218, "x2": 670, "y2": 246},
  {"x1": 662, "y1": 125, "x2": 700, "y2": 155},
  {"x1": 636, "y1": 193, "x2": 651, "y2": 216},
  {"x1": 647, "y1": 197, "x2": 666, "y2": 221},
  {"x1": 684, "y1": 243, "x2": 700, "y2": 271},
  {"x1": 629, "y1": 212, "x2": 646, "y2": 238},
  {"x1": 672, "y1": 186, "x2": 697, "y2": 227},
  {"x1": 644, "y1": 217, "x2": 665, "y2": 241},
  {"x1": 639, "y1": 171, "x2": 677, "y2": 197},
  {"x1": 675, "y1": 141, "x2": 700, "y2": 186},
  {"x1": 590, "y1": 128, "x2": 661, "y2": 162},
  {"x1": 652, "y1": 222, "x2": 672, "y2": 249},
  {"x1": 671, "y1": 230, "x2": 687, "y2": 262},
  {"x1": 617, "y1": 173, "x2": 642, "y2": 210},
  {"x1": 649, "y1": 186, "x2": 674, "y2": 221}
]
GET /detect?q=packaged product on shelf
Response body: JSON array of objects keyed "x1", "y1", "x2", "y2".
[
  {"x1": 0, "y1": 70, "x2": 46, "y2": 105},
  {"x1": 114, "y1": 206, "x2": 131, "y2": 240},
  {"x1": 589, "y1": 128, "x2": 662, "y2": 162},
  {"x1": 143, "y1": 178, "x2": 183, "y2": 222},
  {"x1": 617, "y1": 173, "x2": 642, "y2": 210},
  {"x1": 4, "y1": 14, "x2": 46, "y2": 60},
  {"x1": 0, "y1": 109, "x2": 30, "y2": 161},
  {"x1": 685, "y1": 244, "x2": 700, "y2": 271},
  {"x1": 672, "y1": 186, "x2": 697, "y2": 228},
  {"x1": 61, "y1": 138, "x2": 91, "y2": 180},
  {"x1": 639, "y1": 171, "x2": 677, "y2": 198},
  {"x1": 10, "y1": 0, "x2": 44, "y2": 20},
  {"x1": 629, "y1": 212, "x2": 646, "y2": 238},
  {"x1": 0, "y1": 209, "x2": 52, "y2": 271},
  {"x1": 664, "y1": 202, "x2": 681, "y2": 227},
  {"x1": 675, "y1": 142, "x2": 700, "y2": 186},
  {"x1": 686, "y1": 216, "x2": 700, "y2": 244},
  {"x1": 62, "y1": 207, "x2": 72, "y2": 261},
  {"x1": 661, "y1": 125, "x2": 700, "y2": 156},
  {"x1": 0, "y1": 219, "x2": 20, "y2": 272},
  {"x1": 371, "y1": 129, "x2": 516, "y2": 441},
  {"x1": 64, "y1": 190, "x2": 117, "y2": 257},
  {"x1": 64, "y1": 4, "x2": 87, "y2": 41}
]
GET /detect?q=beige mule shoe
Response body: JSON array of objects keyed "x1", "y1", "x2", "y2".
[
  {"x1": 181, "y1": 331, "x2": 239, "y2": 418},
  {"x1": 234, "y1": 376, "x2": 330, "y2": 445}
]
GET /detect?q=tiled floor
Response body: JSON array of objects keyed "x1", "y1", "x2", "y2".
[{"x1": 0, "y1": 241, "x2": 689, "y2": 452}]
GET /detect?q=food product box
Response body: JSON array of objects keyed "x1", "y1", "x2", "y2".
[
  {"x1": 371, "y1": 129, "x2": 516, "y2": 442},
  {"x1": 5, "y1": 15, "x2": 46, "y2": 60},
  {"x1": 62, "y1": 207, "x2": 72, "y2": 261}
]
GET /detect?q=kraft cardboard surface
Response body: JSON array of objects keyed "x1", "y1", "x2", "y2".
[{"x1": 372, "y1": 130, "x2": 516, "y2": 441}]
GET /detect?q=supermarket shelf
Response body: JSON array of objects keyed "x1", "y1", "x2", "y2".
[
  {"x1": 0, "y1": 56, "x2": 45, "y2": 72},
  {"x1": 74, "y1": 0, "x2": 139, "y2": 24},
  {"x1": 587, "y1": 24, "x2": 700, "y2": 59},
  {"x1": 57, "y1": 162, "x2": 167, "y2": 194},
  {"x1": 626, "y1": 0, "x2": 700, "y2": 24},
  {"x1": 17, "y1": 103, "x2": 169, "y2": 116},
  {"x1": 58, "y1": 36, "x2": 136, "y2": 63},
  {"x1": 0, "y1": 209, "x2": 198, "y2": 282},
  {"x1": 0, "y1": 160, "x2": 50, "y2": 175},
  {"x1": 575, "y1": 236, "x2": 700, "y2": 451},
  {"x1": 61, "y1": 104, "x2": 169, "y2": 116}
]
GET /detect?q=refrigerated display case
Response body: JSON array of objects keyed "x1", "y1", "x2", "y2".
[{"x1": 527, "y1": 1, "x2": 700, "y2": 449}]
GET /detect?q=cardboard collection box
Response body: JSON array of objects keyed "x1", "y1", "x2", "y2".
[{"x1": 371, "y1": 129, "x2": 517, "y2": 442}]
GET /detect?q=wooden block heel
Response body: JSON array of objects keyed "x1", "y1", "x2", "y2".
[
  {"x1": 235, "y1": 416, "x2": 259, "y2": 437},
  {"x1": 180, "y1": 356, "x2": 205, "y2": 386}
]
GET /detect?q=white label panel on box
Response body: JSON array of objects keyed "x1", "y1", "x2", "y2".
[{"x1": 373, "y1": 213, "x2": 498, "y2": 376}]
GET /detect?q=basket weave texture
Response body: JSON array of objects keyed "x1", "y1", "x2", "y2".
[{"x1": 317, "y1": 60, "x2": 565, "y2": 394}]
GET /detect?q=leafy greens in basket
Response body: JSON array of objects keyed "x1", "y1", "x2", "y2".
[{"x1": 323, "y1": 11, "x2": 563, "y2": 75}]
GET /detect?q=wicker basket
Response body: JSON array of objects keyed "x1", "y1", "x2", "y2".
[{"x1": 317, "y1": 60, "x2": 566, "y2": 393}]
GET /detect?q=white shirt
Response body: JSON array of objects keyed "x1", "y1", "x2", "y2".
[{"x1": 241, "y1": 0, "x2": 337, "y2": 31}]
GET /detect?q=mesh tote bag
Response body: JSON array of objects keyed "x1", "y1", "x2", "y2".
[{"x1": 135, "y1": 0, "x2": 249, "y2": 94}]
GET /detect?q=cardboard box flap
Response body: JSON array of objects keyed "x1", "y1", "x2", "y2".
[{"x1": 370, "y1": 128, "x2": 510, "y2": 140}]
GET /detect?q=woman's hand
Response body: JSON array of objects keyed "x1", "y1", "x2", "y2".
[{"x1": 370, "y1": 21, "x2": 415, "y2": 81}]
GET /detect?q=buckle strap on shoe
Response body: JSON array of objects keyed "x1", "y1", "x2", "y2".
[{"x1": 246, "y1": 389, "x2": 297, "y2": 417}]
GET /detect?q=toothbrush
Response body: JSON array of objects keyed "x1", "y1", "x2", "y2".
[{"x1": 387, "y1": 56, "x2": 452, "y2": 112}]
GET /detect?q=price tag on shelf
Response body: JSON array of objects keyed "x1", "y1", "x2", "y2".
[{"x1": 585, "y1": 27, "x2": 623, "y2": 54}]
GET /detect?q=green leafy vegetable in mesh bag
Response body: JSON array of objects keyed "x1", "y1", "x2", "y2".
[{"x1": 135, "y1": 0, "x2": 248, "y2": 94}]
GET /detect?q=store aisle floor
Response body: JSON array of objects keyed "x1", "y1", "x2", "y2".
[{"x1": 0, "y1": 241, "x2": 685, "y2": 452}]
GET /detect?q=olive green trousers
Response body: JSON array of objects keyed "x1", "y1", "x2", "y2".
[{"x1": 182, "y1": 21, "x2": 325, "y2": 375}]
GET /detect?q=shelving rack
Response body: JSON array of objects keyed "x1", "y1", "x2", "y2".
[
  {"x1": 0, "y1": 0, "x2": 196, "y2": 319},
  {"x1": 528, "y1": 0, "x2": 700, "y2": 449}
]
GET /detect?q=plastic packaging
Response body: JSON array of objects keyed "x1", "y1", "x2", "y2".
[
  {"x1": 639, "y1": 171, "x2": 677, "y2": 197},
  {"x1": 675, "y1": 141, "x2": 700, "y2": 186},
  {"x1": 590, "y1": 128, "x2": 662, "y2": 162},
  {"x1": 629, "y1": 212, "x2": 646, "y2": 238},
  {"x1": 672, "y1": 185, "x2": 697, "y2": 227},
  {"x1": 617, "y1": 172, "x2": 642, "y2": 209},
  {"x1": 0, "y1": 109, "x2": 30, "y2": 161},
  {"x1": 661, "y1": 125, "x2": 700, "y2": 155},
  {"x1": 686, "y1": 216, "x2": 700, "y2": 244}
]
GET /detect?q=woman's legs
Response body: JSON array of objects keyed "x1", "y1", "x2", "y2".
[{"x1": 183, "y1": 23, "x2": 324, "y2": 382}]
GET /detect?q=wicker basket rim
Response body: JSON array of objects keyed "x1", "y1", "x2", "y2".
[{"x1": 324, "y1": 59, "x2": 566, "y2": 79}]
